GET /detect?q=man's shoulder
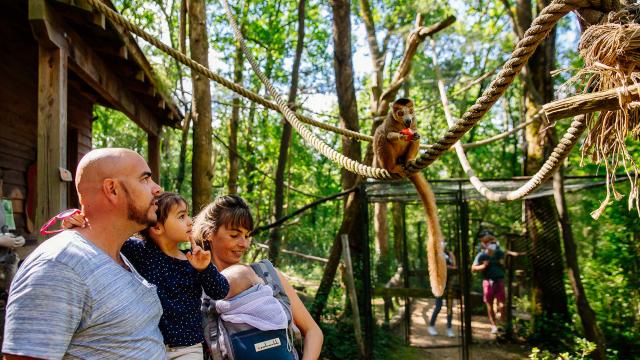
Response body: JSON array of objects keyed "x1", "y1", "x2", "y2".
[{"x1": 21, "y1": 231, "x2": 101, "y2": 275}]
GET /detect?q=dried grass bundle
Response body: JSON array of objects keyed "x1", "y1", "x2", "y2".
[{"x1": 576, "y1": 7, "x2": 640, "y2": 218}]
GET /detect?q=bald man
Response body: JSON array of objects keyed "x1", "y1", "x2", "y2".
[{"x1": 3, "y1": 148, "x2": 166, "y2": 359}]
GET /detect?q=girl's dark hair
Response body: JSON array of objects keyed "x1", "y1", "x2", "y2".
[
  {"x1": 140, "y1": 192, "x2": 187, "y2": 241},
  {"x1": 192, "y1": 195, "x2": 254, "y2": 244}
]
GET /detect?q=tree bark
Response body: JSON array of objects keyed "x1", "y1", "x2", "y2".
[
  {"x1": 175, "y1": 112, "x2": 191, "y2": 193},
  {"x1": 313, "y1": 0, "x2": 365, "y2": 323},
  {"x1": 228, "y1": 4, "x2": 247, "y2": 195},
  {"x1": 189, "y1": 0, "x2": 213, "y2": 212},
  {"x1": 515, "y1": 0, "x2": 570, "y2": 332},
  {"x1": 269, "y1": 0, "x2": 306, "y2": 266},
  {"x1": 553, "y1": 170, "x2": 606, "y2": 359}
]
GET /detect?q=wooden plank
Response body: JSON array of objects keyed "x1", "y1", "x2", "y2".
[
  {"x1": 148, "y1": 133, "x2": 160, "y2": 183},
  {"x1": 0, "y1": 133, "x2": 37, "y2": 154},
  {"x1": 341, "y1": 234, "x2": 365, "y2": 360},
  {"x1": 2, "y1": 170, "x2": 28, "y2": 187},
  {"x1": 0, "y1": 154, "x2": 33, "y2": 171},
  {"x1": 36, "y1": 45, "x2": 68, "y2": 242}
]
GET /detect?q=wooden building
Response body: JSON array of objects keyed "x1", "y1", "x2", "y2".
[{"x1": 0, "y1": 0, "x2": 182, "y2": 256}]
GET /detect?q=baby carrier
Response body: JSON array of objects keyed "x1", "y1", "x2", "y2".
[{"x1": 202, "y1": 259, "x2": 301, "y2": 360}]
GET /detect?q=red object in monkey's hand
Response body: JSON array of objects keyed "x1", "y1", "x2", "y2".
[{"x1": 400, "y1": 128, "x2": 415, "y2": 141}]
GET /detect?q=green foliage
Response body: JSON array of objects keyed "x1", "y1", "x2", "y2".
[
  {"x1": 320, "y1": 321, "x2": 408, "y2": 360},
  {"x1": 529, "y1": 338, "x2": 596, "y2": 360}
]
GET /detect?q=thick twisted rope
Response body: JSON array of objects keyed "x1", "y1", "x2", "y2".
[
  {"x1": 430, "y1": 37, "x2": 588, "y2": 201},
  {"x1": 83, "y1": 0, "x2": 373, "y2": 141},
  {"x1": 219, "y1": 0, "x2": 395, "y2": 179},
  {"x1": 86, "y1": 0, "x2": 592, "y2": 180},
  {"x1": 406, "y1": 0, "x2": 591, "y2": 172}
]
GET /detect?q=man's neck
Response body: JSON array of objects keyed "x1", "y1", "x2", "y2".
[{"x1": 76, "y1": 216, "x2": 136, "y2": 261}]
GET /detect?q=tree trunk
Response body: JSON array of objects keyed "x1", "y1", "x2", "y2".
[
  {"x1": 228, "y1": 4, "x2": 246, "y2": 195},
  {"x1": 358, "y1": 0, "x2": 391, "y2": 296},
  {"x1": 269, "y1": 0, "x2": 306, "y2": 266},
  {"x1": 515, "y1": 0, "x2": 569, "y2": 335},
  {"x1": 313, "y1": 0, "x2": 365, "y2": 323},
  {"x1": 175, "y1": 112, "x2": 191, "y2": 193},
  {"x1": 553, "y1": 170, "x2": 606, "y2": 359},
  {"x1": 189, "y1": 0, "x2": 213, "y2": 212}
]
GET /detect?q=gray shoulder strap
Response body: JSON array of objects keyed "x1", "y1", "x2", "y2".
[{"x1": 250, "y1": 259, "x2": 292, "y2": 310}]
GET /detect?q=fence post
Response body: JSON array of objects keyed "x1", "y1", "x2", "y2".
[{"x1": 341, "y1": 234, "x2": 365, "y2": 359}]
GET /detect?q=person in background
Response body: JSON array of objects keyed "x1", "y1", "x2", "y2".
[
  {"x1": 427, "y1": 240, "x2": 458, "y2": 337},
  {"x1": 472, "y1": 230, "x2": 507, "y2": 335}
]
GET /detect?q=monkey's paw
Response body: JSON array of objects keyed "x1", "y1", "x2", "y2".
[{"x1": 411, "y1": 132, "x2": 421, "y2": 141}]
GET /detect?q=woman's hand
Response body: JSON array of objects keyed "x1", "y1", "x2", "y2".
[{"x1": 185, "y1": 237, "x2": 212, "y2": 271}]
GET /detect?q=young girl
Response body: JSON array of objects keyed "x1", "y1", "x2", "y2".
[
  {"x1": 64, "y1": 192, "x2": 229, "y2": 359},
  {"x1": 193, "y1": 195, "x2": 323, "y2": 360}
]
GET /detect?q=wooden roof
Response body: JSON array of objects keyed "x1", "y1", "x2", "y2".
[{"x1": 29, "y1": 0, "x2": 182, "y2": 133}]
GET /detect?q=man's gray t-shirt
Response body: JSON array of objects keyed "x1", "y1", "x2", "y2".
[{"x1": 3, "y1": 231, "x2": 166, "y2": 359}]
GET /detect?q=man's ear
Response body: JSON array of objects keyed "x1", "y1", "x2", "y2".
[{"x1": 102, "y1": 178, "x2": 118, "y2": 204}]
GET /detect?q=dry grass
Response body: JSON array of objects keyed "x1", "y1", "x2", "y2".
[{"x1": 574, "y1": 6, "x2": 640, "y2": 218}]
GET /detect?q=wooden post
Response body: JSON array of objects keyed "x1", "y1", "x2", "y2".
[
  {"x1": 341, "y1": 234, "x2": 365, "y2": 360},
  {"x1": 505, "y1": 235, "x2": 515, "y2": 339},
  {"x1": 36, "y1": 45, "x2": 67, "y2": 241},
  {"x1": 148, "y1": 132, "x2": 160, "y2": 184},
  {"x1": 459, "y1": 197, "x2": 471, "y2": 360},
  {"x1": 401, "y1": 204, "x2": 411, "y2": 344}
]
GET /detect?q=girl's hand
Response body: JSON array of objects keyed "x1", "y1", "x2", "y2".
[
  {"x1": 62, "y1": 213, "x2": 88, "y2": 229},
  {"x1": 185, "y1": 236, "x2": 211, "y2": 271}
]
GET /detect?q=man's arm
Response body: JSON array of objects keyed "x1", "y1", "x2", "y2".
[
  {"x1": 3, "y1": 260, "x2": 85, "y2": 359},
  {"x1": 471, "y1": 253, "x2": 486, "y2": 272}
]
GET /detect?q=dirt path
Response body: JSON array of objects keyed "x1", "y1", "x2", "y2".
[{"x1": 407, "y1": 298, "x2": 529, "y2": 359}]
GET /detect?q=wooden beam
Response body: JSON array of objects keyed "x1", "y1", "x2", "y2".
[
  {"x1": 29, "y1": 0, "x2": 161, "y2": 135},
  {"x1": 148, "y1": 133, "x2": 160, "y2": 184},
  {"x1": 543, "y1": 83, "x2": 640, "y2": 120},
  {"x1": 36, "y1": 45, "x2": 68, "y2": 242},
  {"x1": 51, "y1": 0, "x2": 105, "y2": 29}
]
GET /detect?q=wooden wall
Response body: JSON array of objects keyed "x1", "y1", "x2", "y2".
[{"x1": 0, "y1": 3, "x2": 92, "y2": 254}]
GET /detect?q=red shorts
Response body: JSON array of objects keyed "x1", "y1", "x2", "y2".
[{"x1": 482, "y1": 279, "x2": 505, "y2": 304}]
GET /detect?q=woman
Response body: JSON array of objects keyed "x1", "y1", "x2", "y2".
[{"x1": 192, "y1": 195, "x2": 323, "y2": 360}]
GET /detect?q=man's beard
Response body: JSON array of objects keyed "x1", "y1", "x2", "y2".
[{"x1": 121, "y1": 183, "x2": 157, "y2": 228}]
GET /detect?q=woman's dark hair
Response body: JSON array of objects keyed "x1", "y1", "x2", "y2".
[
  {"x1": 192, "y1": 195, "x2": 254, "y2": 245},
  {"x1": 139, "y1": 192, "x2": 187, "y2": 241}
]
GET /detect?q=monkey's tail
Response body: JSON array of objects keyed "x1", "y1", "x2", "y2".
[{"x1": 409, "y1": 173, "x2": 447, "y2": 297}]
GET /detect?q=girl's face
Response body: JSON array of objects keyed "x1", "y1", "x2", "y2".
[
  {"x1": 159, "y1": 202, "x2": 193, "y2": 244},
  {"x1": 208, "y1": 224, "x2": 251, "y2": 270}
]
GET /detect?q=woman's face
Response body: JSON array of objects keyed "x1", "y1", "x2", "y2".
[{"x1": 208, "y1": 224, "x2": 251, "y2": 270}]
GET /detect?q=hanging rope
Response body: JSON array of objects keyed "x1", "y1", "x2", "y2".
[
  {"x1": 405, "y1": 0, "x2": 592, "y2": 173},
  {"x1": 219, "y1": 0, "x2": 397, "y2": 179},
  {"x1": 85, "y1": 0, "x2": 596, "y2": 180},
  {"x1": 430, "y1": 37, "x2": 588, "y2": 201}
]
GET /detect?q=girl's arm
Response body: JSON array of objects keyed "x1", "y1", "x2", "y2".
[
  {"x1": 198, "y1": 264, "x2": 230, "y2": 300},
  {"x1": 276, "y1": 270, "x2": 323, "y2": 360}
]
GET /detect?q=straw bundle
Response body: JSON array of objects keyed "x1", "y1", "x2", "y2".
[{"x1": 577, "y1": 6, "x2": 640, "y2": 218}]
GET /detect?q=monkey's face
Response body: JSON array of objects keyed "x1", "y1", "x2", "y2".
[{"x1": 392, "y1": 100, "x2": 415, "y2": 128}]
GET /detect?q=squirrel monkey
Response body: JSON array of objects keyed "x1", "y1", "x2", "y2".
[{"x1": 373, "y1": 98, "x2": 447, "y2": 297}]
